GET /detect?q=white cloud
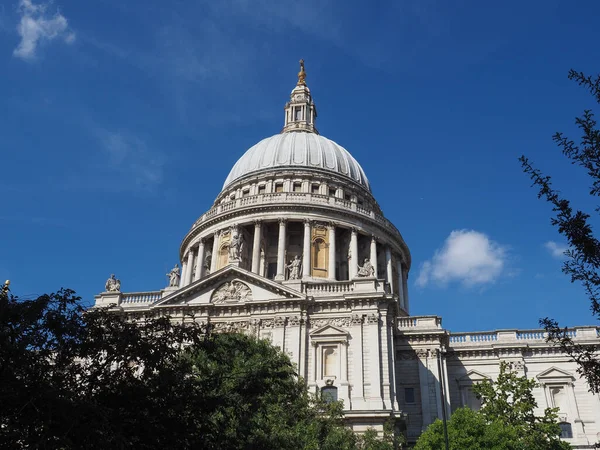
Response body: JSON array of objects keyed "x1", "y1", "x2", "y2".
[
  {"x1": 544, "y1": 241, "x2": 568, "y2": 259},
  {"x1": 416, "y1": 229, "x2": 508, "y2": 288},
  {"x1": 13, "y1": 0, "x2": 75, "y2": 61},
  {"x1": 98, "y1": 130, "x2": 164, "y2": 191}
]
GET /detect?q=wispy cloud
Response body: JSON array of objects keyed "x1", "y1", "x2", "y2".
[
  {"x1": 416, "y1": 230, "x2": 508, "y2": 288},
  {"x1": 13, "y1": 0, "x2": 75, "y2": 61},
  {"x1": 544, "y1": 241, "x2": 568, "y2": 259},
  {"x1": 96, "y1": 129, "x2": 164, "y2": 191}
]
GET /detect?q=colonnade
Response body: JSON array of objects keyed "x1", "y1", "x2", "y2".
[{"x1": 179, "y1": 219, "x2": 409, "y2": 310}]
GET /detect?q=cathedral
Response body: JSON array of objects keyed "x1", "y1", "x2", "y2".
[{"x1": 95, "y1": 62, "x2": 600, "y2": 448}]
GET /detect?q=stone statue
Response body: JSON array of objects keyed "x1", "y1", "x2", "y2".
[
  {"x1": 105, "y1": 274, "x2": 121, "y2": 292},
  {"x1": 357, "y1": 258, "x2": 374, "y2": 277},
  {"x1": 204, "y1": 250, "x2": 212, "y2": 273},
  {"x1": 167, "y1": 264, "x2": 180, "y2": 287},
  {"x1": 287, "y1": 255, "x2": 302, "y2": 280},
  {"x1": 229, "y1": 229, "x2": 244, "y2": 262}
]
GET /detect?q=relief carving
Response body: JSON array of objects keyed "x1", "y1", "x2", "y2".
[{"x1": 211, "y1": 281, "x2": 253, "y2": 303}]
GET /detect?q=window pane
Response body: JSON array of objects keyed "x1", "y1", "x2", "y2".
[
  {"x1": 559, "y1": 422, "x2": 572, "y2": 439},
  {"x1": 405, "y1": 387, "x2": 415, "y2": 404},
  {"x1": 321, "y1": 386, "x2": 338, "y2": 404}
]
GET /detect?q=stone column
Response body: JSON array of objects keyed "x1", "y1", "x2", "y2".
[
  {"x1": 210, "y1": 231, "x2": 219, "y2": 273},
  {"x1": 349, "y1": 228, "x2": 358, "y2": 279},
  {"x1": 275, "y1": 219, "x2": 286, "y2": 280},
  {"x1": 327, "y1": 223, "x2": 336, "y2": 280},
  {"x1": 385, "y1": 246, "x2": 393, "y2": 292},
  {"x1": 370, "y1": 235, "x2": 378, "y2": 278},
  {"x1": 303, "y1": 219, "x2": 311, "y2": 279},
  {"x1": 403, "y1": 268, "x2": 410, "y2": 312},
  {"x1": 251, "y1": 220, "x2": 262, "y2": 274},
  {"x1": 366, "y1": 313, "x2": 383, "y2": 409},
  {"x1": 180, "y1": 259, "x2": 188, "y2": 288},
  {"x1": 397, "y1": 261, "x2": 405, "y2": 309},
  {"x1": 184, "y1": 249, "x2": 194, "y2": 286},
  {"x1": 194, "y1": 239, "x2": 205, "y2": 281}
]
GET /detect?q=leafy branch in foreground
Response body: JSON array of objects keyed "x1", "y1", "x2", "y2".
[{"x1": 520, "y1": 69, "x2": 600, "y2": 394}]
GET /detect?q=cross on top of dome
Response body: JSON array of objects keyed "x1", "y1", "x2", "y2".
[{"x1": 282, "y1": 59, "x2": 318, "y2": 134}]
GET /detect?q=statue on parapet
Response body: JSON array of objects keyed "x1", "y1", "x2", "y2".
[
  {"x1": 357, "y1": 258, "x2": 374, "y2": 277},
  {"x1": 105, "y1": 274, "x2": 121, "y2": 292},
  {"x1": 167, "y1": 264, "x2": 181, "y2": 287},
  {"x1": 287, "y1": 255, "x2": 302, "y2": 280}
]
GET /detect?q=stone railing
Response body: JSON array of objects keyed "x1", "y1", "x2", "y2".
[
  {"x1": 397, "y1": 315, "x2": 443, "y2": 330},
  {"x1": 449, "y1": 332, "x2": 498, "y2": 344},
  {"x1": 449, "y1": 327, "x2": 597, "y2": 347},
  {"x1": 120, "y1": 291, "x2": 162, "y2": 305},
  {"x1": 191, "y1": 192, "x2": 400, "y2": 236},
  {"x1": 302, "y1": 281, "x2": 355, "y2": 296}
]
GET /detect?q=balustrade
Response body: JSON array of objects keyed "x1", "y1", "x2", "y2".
[
  {"x1": 121, "y1": 291, "x2": 162, "y2": 304},
  {"x1": 191, "y1": 191, "x2": 399, "y2": 237}
]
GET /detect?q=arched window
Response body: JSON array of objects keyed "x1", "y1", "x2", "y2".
[
  {"x1": 559, "y1": 422, "x2": 572, "y2": 439},
  {"x1": 321, "y1": 386, "x2": 338, "y2": 404}
]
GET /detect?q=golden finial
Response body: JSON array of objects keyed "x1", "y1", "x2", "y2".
[
  {"x1": 297, "y1": 59, "x2": 306, "y2": 86},
  {"x1": 2, "y1": 280, "x2": 9, "y2": 295}
]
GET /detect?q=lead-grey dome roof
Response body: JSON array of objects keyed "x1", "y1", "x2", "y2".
[{"x1": 223, "y1": 132, "x2": 371, "y2": 191}]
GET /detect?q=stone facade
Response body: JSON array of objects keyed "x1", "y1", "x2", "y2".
[{"x1": 94, "y1": 62, "x2": 600, "y2": 447}]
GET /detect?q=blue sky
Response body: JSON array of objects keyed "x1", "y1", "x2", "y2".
[{"x1": 1, "y1": 0, "x2": 599, "y2": 332}]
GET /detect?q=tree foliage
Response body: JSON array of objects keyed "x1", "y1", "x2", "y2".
[
  {"x1": 415, "y1": 362, "x2": 570, "y2": 450},
  {"x1": 0, "y1": 286, "x2": 398, "y2": 449},
  {"x1": 520, "y1": 70, "x2": 600, "y2": 393}
]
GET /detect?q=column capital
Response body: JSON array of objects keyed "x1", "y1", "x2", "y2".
[
  {"x1": 278, "y1": 218, "x2": 287, "y2": 226},
  {"x1": 213, "y1": 229, "x2": 221, "y2": 237},
  {"x1": 351, "y1": 227, "x2": 359, "y2": 235},
  {"x1": 253, "y1": 219, "x2": 262, "y2": 227},
  {"x1": 198, "y1": 237, "x2": 206, "y2": 245},
  {"x1": 327, "y1": 221, "x2": 337, "y2": 230},
  {"x1": 371, "y1": 234, "x2": 378, "y2": 242},
  {"x1": 303, "y1": 218, "x2": 312, "y2": 227}
]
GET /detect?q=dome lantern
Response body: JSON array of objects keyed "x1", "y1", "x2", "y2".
[{"x1": 281, "y1": 59, "x2": 318, "y2": 135}]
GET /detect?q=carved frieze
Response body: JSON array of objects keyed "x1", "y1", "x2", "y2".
[
  {"x1": 310, "y1": 317, "x2": 352, "y2": 328},
  {"x1": 366, "y1": 313, "x2": 379, "y2": 324}
]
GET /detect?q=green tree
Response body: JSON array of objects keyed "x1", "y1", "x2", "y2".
[
  {"x1": 415, "y1": 362, "x2": 570, "y2": 450},
  {"x1": 0, "y1": 284, "x2": 397, "y2": 449},
  {"x1": 520, "y1": 70, "x2": 600, "y2": 394}
]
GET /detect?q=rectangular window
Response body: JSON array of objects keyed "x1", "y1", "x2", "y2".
[
  {"x1": 275, "y1": 183, "x2": 283, "y2": 193},
  {"x1": 294, "y1": 107, "x2": 302, "y2": 121},
  {"x1": 405, "y1": 387, "x2": 415, "y2": 404},
  {"x1": 293, "y1": 182, "x2": 302, "y2": 192},
  {"x1": 328, "y1": 187, "x2": 336, "y2": 197},
  {"x1": 344, "y1": 193, "x2": 351, "y2": 201},
  {"x1": 311, "y1": 184, "x2": 320, "y2": 194},
  {"x1": 242, "y1": 189, "x2": 249, "y2": 197},
  {"x1": 258, "y1": 185, "x2": 266, "y2": 194}
]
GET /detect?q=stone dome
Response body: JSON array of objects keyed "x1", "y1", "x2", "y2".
[{"x1": 223, "y1": 132, "x2": 371, "y2": 191}]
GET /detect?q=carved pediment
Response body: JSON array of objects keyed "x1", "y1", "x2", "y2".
[
  {"x1": 154, "y1": 265, "x2": 306, "y2": 307},
  {"x1": 211, "y1": 281, "x2": 252, "y2": 303},
  {"x1": 310, "y1": 324, "x2": 350, "y2": 344},
  {"x1": 457, "y1": 370, "x2": 490, "y2": 386},
  {"x1": 536, "y1": 367, "x2": 575, "y2": 382}
]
